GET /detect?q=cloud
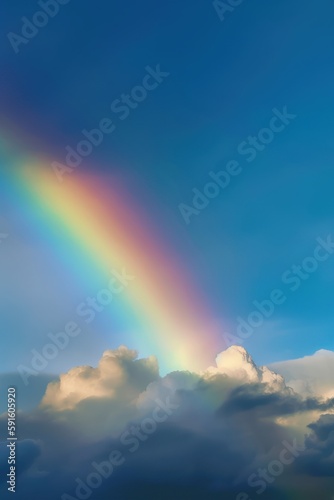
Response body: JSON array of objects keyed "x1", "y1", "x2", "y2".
[
  {"x1": 270, "y1": 349, "x2": 334, "y2": 399},
  {"x1": 218, "y1": 383, "x2": 334, "y2": 418},
  {"x1": 296, "y1": 414, "x2": 334, "y2": 477},
  {"x1": 1, "y1": 345, "x2": 334, "y2": 499},
  {"x1": 0, "y1": 439, "x2": 41, "y2": 488},
  {"x1": 41, "y1": 346, "x2": 159, "y2": 411},
  {"x1": 204, "y1": 345, "x2": 287, "y2": 391}
]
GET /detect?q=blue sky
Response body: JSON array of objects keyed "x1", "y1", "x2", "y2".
[
  {"x1": 1, "y1": 0, "x2": 334, "y2": 374},
  {"x1": 2, "y1": 3, "x2": 334, "y2": 499}
]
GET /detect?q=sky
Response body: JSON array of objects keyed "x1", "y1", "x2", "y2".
[{"x1": 1, "y1": 0, "x2": 334, "y2": 498}]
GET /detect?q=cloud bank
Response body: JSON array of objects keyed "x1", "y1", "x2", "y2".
[{"x1": 1, "y1": 345, "x2": 333, "y2": 499}]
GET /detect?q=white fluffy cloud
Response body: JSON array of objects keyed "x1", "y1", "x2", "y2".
[
  {"x1": 270, "y1": 349, "x2": 334, "y2": 399},
  {"x1": 205, "y1": 345, "x2": 287, "y2": 393},
  {"x1": 41, "y1": 345, "x2": 288, "y2": 419},
  {"x1": 41, "y1": 346, "x2": 159, "y2": 411}
]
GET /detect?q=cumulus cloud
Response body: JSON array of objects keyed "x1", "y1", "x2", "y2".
[
  {"x1": 271, "y1": 349, "x2": 334, "y2": 399},
  {"x1": 41, "y1": 346, "x2": 159, "y2": 411},
  {"x1": 1, "y1": 345, "x2": 334, "y2": 499},
  {"x1": 205, "y1": 345, "x2": 287, "y2": 391}
]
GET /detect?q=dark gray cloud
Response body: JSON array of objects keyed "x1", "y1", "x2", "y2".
[
  {"x1": 218, "y1": 383, "x2": 334, "y2": 417},
  {"x1": 295, "y1": 414, "x2": 334, "y2": 477}
]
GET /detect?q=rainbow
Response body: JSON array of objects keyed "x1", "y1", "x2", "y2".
[{"x1": 1, "y1": 139, "x2": 222, "y2": 373}]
